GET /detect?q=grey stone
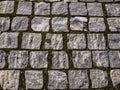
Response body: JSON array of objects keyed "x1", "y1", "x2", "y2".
[
  {"x1": 107, "y1": 18, "x2": 120, "y2": 32},
  {"x1": 35, "y1": 2, "x2": 50, "y2": 15},
  {"x1": 70, "y1": 17, "x2": 88, "y2": 31},
  {"x1": 52, "y1": 17, "x2": 68, "y2": 32},
  {"x1": 31, "y1": 17, "x2": 50, "y2": 32},
  {"x1": 92, "y1": 51, "x2": 109, "y2": 67},
  {"x1": 87, "y1": 3, "x2": 103, "y2": 16},
  {"x1": 21, "y1": 33, "x2": 42, "y2": 49},
  {"x1": 64, "y1": 0, "x2": 78, "y2": 2},
  {"x1": 108, "y1": 34, "x2": 120, "y2": 49},
  {"x1": 0, "y1": 70, "x2": 20, "y2": 90},
  {"x1": 68, "y1": 70, "x2": 89, "y2": 89},
  {"x1": 45, "y1": 34, "x2": 63, "y2": 49},
  {"x1": 106, "y1": 4, "x2": 120, "y2": 16},
  {"x1": 80, "y1": 0, "x2": 95, "y2": 2},
  {"x1": 25, "y1": 71, "x2": 43, "y2": 89},
  {"x1": 0, "y1": 32, "x2": 19, "y2": 48},
  {"x1": 11, "y1": 16, "x2": 29, "y2": 31},
  {"x1": 8, "y1": 50, "x2": 28, "y2": 69},
  {"x1": 52, "y1": 2, "x2": 68, "y2": 15},
  {"x1": 115, "y1": 0, "x2": 120, "y2": 1},
  {"x1": 48, "y1": 70, "x2": 67, "y2": 89},
  {"x1": 109, "y1": 51, "x2": 120, "y2": 68},
  {"x1": 90, "y1": 69, "x2": 108, "y2": 88},
  {"x1": 0, "y1": 1, "x2": 14, "y2": 14},
  {"x1": 52, "y1": 51, "x2": 69, "y2": 69},
  {"x1": 72, "y1": 51, "x2": 92, "y2": 68},
  {"x1": 67, "y1": 34, "x2": 86, "y2": 49},
  {"x1": 88, "y1": 34, "x2": 106, "y2": 49},
  {"x1": 110, "y1": 70, "x2": 120, "y2": 86},
  {"x1": 17, "y1": 1, "x2": 32, "y2": 15},
  {"x1": 0, "y1": 50, "x2": 6, "y2": 68},
  {"x1": 69, "y1": 3, "x2": 87, "y2": 16},
  {"x1": 89, "y1": 18, "x2": 106, "y2": 32},
  {"x1": 98, "y1": 0, "x2": 113, "y2": 2},
  {"x1": 0, "y1": 17, "x2": 10, "y2": 32},
  {"x1": 30, "y1": 51, "x2": 48, "y2": 69},
  {"x1": 44, "y1": 0, "x2": 60, "y2": 2}
]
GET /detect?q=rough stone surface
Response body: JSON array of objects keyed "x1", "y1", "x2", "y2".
[
  {"x1": 98, "y1": 0, "x2": 113, "y2": 2},
  {"x1": 52, "y1": 17, "x2": 68, "y2": 32},
  {"x1": 0, "y1": 1, "x2": 14, "y2": 14},
  {"x1": 92, "y1": 51, "x2": 109, "y2": 67},
  {"x1": 88, "y1": 34, "x2": 106, "y2": 49},
  {"x1": 90, "y1": 69, "x2": 108, "y2": 88},
  {"x1": 30, "y1": 51, "x2": 48, "y2": 69},
  {"x1": 48, "y1": 71, "x2": 67, "y2": 89},
  {"x1": 11, "y1": 16, "x2": 29, "y2": 31},
  {"x1": 0, "y1": 50, "x2": 6, "y2": 68},
  {"x1": 52, "y1": 51, "x2": 69, "y2": 69},
  {"x1": 45, "y1": 0, "x2": 60, "y2": 2},
  {"x1": 67, "y1": 34, "x2": 86, "y2": 49},
  {"x1": 21, "y1": 33, "x2": 42, "y2": 49},
  {"x1": 25, "y1": 71, "x2": 43, "y2": 89},
  {"x1": 45, "y1": 34, "x2": 63, "y2": 49},
  {"x1": 31, "y1": 17, "x2": 50, "y2": 32},
  {"x1": 109, "y1": 51, "x2": 120, "y2": 68},
  {"x1": 70, "y1": 17, "x2": 88, "y2": 31},
  {"x1": 89, "y1": 18, "x2": 106, "y2": 32},
  {"x1": 8, "y1": 51, "x2": 28, "y2": 69},
  {"x1": 72, "y1": 51, "x2": 92, "y2": 68},
  {"x1": 81, "y1": 0, "x2": 95, "y2": 2},
  {"x1": 0, "y1": 32, "x2": 19, "y2": 48},
  {"x1": 64, "y1": 0, "x2": 78, "y2": 2},
  {"x1": 68, "y1": 70, "x2": 89, "y2": 89},
  {"x1": 0, "y1": 17, "x2": 10, "y2": 32}
]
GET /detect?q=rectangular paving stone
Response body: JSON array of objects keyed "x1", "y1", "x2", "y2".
[
  {"x1": 30, "y1": 51, "x2": 48, "y2": 69},
  {"x1": 21, "y1": 33, "x2": 42, "y2": 49},
  {"x1": 0, "y1": 1, "x2": 14, "y2": 14},
  {"x1": 108, "y1": 34, "x2": 120, "y2": 49},
  {"x1": 44, "y1": 0, "x2": 60, "y2": 2},
  {"x1": 0, "y1": 32, "x2": 19, "y2": 48},
  {"x1": 68, "y1": 70, "x2": 89, "y2": 89},
  {"x1": 80, "y1": 0, "x2": 95, "y2": 2},
  {"x1": 25, "y1": 71, "x2": 43, "y2": 89},
  {"x1": 64, "y1": 0, "x2": 78, "y2": 2},
  {"x1": 98, "y1": 0, "x2": 113, "y2": 2},
  {"x1": 0, "y1": 70, "x2": 20, "y2": 90},
  {"x1": 8, "y1": 50, "x2": 28, "y2": 69},
  {"x1": 0, "y1": 50, "x2": 6, "y2": 68}
]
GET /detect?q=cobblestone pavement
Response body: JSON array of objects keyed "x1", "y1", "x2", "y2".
[{"x1": 0, "y1": 0, "x2": 120, "y2": 90}]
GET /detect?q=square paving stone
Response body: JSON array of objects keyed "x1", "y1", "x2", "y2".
[
  {"x1": 0, "y1": 50, "x2": 6, "y2": 68},
  {"x1": 89, "y1": 18, "x2": 106, "y2": 32},
  {"x1": 48, "y1": 70, "x2": 68, "y2": 89},
  {"x1": 67, "y1": 34, "x2": 86, "y2": 49},
  {"x1": 109, "y1": 51, "x2": 120, "y2": 68},
  {"x1": 45, "y1": 34, "x2": 63, "y2": 49},
  {"x1": 107, "y1": 18, "x2": 120, "y2": 32},
  {"x1": 31, "y1": 17, "x2": 50, "y2": 32},
  {"x1": 70, "y1": 17, "x2": 88, "y2": 31},
  {"x1": 21, "y1": 33, "x2": 42, "y2": 49},
  {"x1": 52, "y1": 17, "x2": 68, "y2": 32},
  {"x1": 8, "y1": 51, "x2": 28, "y2": 69},
  {"x1": 87, "y1": 3, "x2": 103, "y2": 16},
  {"x1": 0, "y1": 17, "x2": 10, "y2": 32},
  {"x1": 92, "y1": 51, "x2": 109, "y2": 67},
  {"x1": 11, "y1": 16, "x2": 29, "y2": 31},
  {"x1": 17, "y1": 1, "x2": 32, "y2": 15},
  {"x1": 52, "y1": 2, "x2": 68, "y2": 15},
  {"x1": 34, "y1": 2, "x2": 50, "y2": 15},
  {"x1": 68, "y1": 70, "x2": 89, "y2": 89},
  {"x1": 106, "y1": 4, "x2": 120, "y2": 16},
  {"x1": 25, "y1": 71, "x2": 43, "y2": 89},
  {"x1": 0, "y1": 1, "x2": 14, "y2": 14},
  {"x1": 30, "y1": 51, "x2": 48, "y2": 69},
  {"x1": 52, "y1": 51, "x2": 69, "y2": 69},
  {"x1": 0, "y1": 32, "x2": 19, "y2": 48},
  {"x1": 108, "y1": 34, "x2": 120, "y2": 49},
  {"x1": 0, "y1": 70, "x2": 20, "y2": 90},
  {"x1": 69, "y1": 2, "x2": 87, "y2": 16},
  {"x1": 110, "y1": 70, "x2": 120, "y2": 86},
  {"x1": 88, "y1": 34, "x2": 106, "y2": 49},
  {"x1": 72, "y1": 51, "x2": 92, "y2": 68},
  {"x1": 90, "y1": 69, "x2": 108, "y2": 88}
]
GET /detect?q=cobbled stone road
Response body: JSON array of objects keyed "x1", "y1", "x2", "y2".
[{"x1": 0, "y1": 0, "x2": 120, "y2": 90}]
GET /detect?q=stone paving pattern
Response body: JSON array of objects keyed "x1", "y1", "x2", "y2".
[{"x1": 0, "y1": 0, "x2": 120, "y2": 90}]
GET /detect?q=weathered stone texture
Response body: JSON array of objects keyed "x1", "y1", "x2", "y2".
[{"x1": 0, "y1": 50, "x2": 6, "y2": 68}]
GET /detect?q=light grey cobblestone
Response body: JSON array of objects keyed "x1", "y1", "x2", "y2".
[{"x1": 0, "y1": 50, "x2": 6, "y2": 68}]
